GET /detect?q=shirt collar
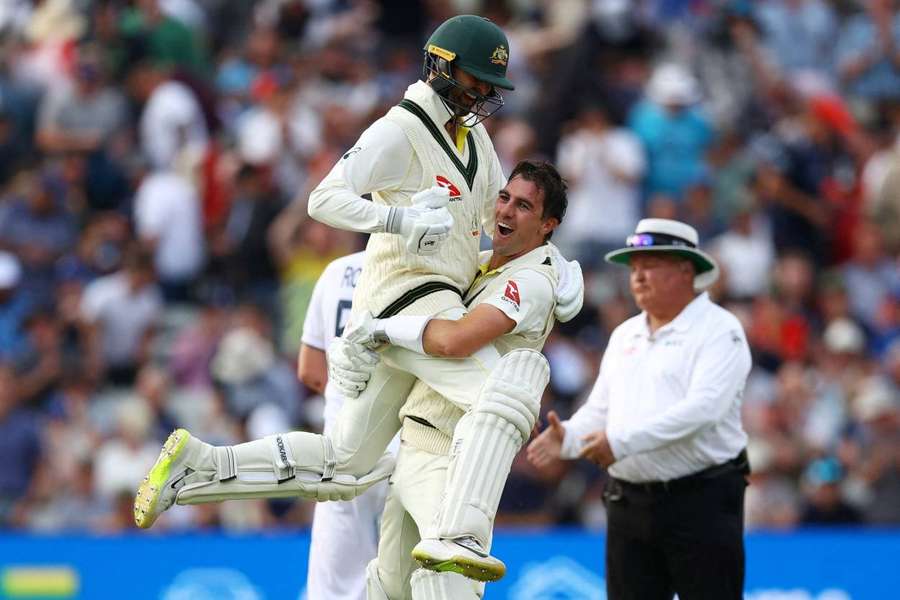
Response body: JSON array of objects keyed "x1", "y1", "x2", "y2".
[
  {"x1": 477, "y1": 244, "x2": 553, "y2": 278},
  {"x1": 638, "y1": 292, "x2": 711, "y2": 337},
  {"x1": 404, "y1": 80, "x2": 457, "y2": 130}
]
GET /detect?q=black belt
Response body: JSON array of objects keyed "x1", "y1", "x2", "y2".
[
  {"x1": 612, "y1": 449, "x2": 749, "y2": 496},
  {"x1": 376, "y1": 281, "x2": 462, "y2": 319}
]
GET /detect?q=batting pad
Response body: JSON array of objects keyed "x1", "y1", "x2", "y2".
[
  {"x1": 436, "y1": 349, "x2": 549, "y2": 546},
  {"x1": 411, "y1": 569, "x2": 481, "y2": 600},
  {"x1": 177, "y1": 432, "x2": 393, "y2": 504}
]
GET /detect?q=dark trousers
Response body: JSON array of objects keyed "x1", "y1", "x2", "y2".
[{"x1": 605, "y1": 467, "x2": 747, "y2": 600}]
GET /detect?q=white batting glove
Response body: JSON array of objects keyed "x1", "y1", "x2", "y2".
[
  {"x1": 326, "y1": 337, "x2": 380, "y2": 398},
  {"x1": 547, "y1": 243, "x2": 584, "y2": 323},
  {"x1": 343, "y1": 311, "x2": 388, "y2": 349},
  {"x1": 384, "y1": 186, "x2": 454, "y2": 255}
]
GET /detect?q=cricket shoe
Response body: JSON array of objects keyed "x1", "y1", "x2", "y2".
[
  {"x1": 411, "y1": 536, "x2": 506, "y2": 582},
  {"x1": 134, "y1": 429, "x2": 212, "y2": 529}
]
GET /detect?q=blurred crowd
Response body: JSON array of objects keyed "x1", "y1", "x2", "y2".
[{"x1": 0, "y1": 0, "x2": 898, "y2": 534}]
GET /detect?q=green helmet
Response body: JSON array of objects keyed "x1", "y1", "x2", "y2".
[{"x1": 424, "y1": 15, "x2": 514, "y2": 91}]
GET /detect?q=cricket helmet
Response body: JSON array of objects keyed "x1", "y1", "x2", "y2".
[{"x1": 423, "y1": 15, "x2": 513, "y2": 124}]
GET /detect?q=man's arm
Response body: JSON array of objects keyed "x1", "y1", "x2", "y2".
[
  {"x1": 298, "y1": 344, "x2": 327, "y2": 394},
  {"x1": 422, "y1": 304, "x2": 514, "y2": 358},
  {"x1": 347, "y1": 268, "x2": 555, "y2": 357},
  {"x1": 306, "y1": 119, "x2": 410, "y2": 233}
]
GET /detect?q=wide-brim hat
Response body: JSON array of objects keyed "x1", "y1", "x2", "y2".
[{"x1": 605, "y1": 218, "x2": 720, "y2": 291}]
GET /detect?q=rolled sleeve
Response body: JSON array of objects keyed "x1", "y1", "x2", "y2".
[{"x1": 481, "y1": 269, "x2": 554, "y2": 336}]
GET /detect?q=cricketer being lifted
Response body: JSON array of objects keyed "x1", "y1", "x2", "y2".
[{"x1": 133, "y1": 15, "x2": 582, "y2": 583}]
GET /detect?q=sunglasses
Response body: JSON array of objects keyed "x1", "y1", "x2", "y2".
[{"x1": 626, "y1": 233, "x2": 696, "y2": 249}]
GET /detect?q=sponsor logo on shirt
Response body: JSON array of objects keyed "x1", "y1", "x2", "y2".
[
  {"x1": 342, "y1": 146, "x2": 361, "y2": 160},
  {"x1": 502, "y1": 280, "x2": 521, "y2": 310},
  {"x1": 435, "y1": 175, "x2": 462, "y2": 200}
]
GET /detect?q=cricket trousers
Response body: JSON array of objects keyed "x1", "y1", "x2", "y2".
[
  {"x1": 330, "y1": 288, "x2": 499, "y2": 479},
  {"x1": 604, "y1": 452, "x2": 749, "y2": 600}
]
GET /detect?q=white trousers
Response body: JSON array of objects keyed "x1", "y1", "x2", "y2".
[
  {"x1": 306, "y1": 477, "x2": 390, "y2": 600},
  {"x1": 371, "y1": 434, "x2": 482, "y2": 600}
]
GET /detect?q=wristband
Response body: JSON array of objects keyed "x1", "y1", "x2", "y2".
[{"x1": 382, "y1": 315, "x2": 432, "y2": 355}]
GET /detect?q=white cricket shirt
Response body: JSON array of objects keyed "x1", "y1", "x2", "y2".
[
  {"x1": 300, "y1": 251, "x2": 365, "y2": 429},
  {"x1": 561, "y1": 292, "x2": 751, "y2": 483}
]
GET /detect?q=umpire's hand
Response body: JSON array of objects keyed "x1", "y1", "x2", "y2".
[
  {"x1": 527, "y1": 410, "x2": 566, "y2": 469},
  {"x1": 578, "y1": 431, "x2": 616, "y2": 468}
]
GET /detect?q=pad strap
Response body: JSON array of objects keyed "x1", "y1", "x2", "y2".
[
  {"x1": 321, "y1": 436, "x2": 337, "y2": 482},
  {"x1": 269, "y1": 434, "x2": 296, "y2": 482},
  {"x1": 215, "y1": 446, "x2": 237, "y2": 481}
]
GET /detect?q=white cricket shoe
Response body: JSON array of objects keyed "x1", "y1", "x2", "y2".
[
  {"x1": 411, "y1": 537, "x2": 506, "y2": 582},
  {"x1": 134, "y1": 429, "x2": 207, "y2": 529}
]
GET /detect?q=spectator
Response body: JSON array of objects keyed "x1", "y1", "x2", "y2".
[
  {"x1": 79, "y1": 247, "x2": 162, "y2": 386},
  {"x1": 799, "y1": 457, "x2": 863, "y2": 525},
  {"x1": 93, "y1": 396, "x2": 160, "y2": 501},
  {"x1": 628, "y1": 63, "x2": 714, "y2": 200},
  {"x1": 755, "y1": 0, "x2": 837, "y2": 80},
  {"x1": 0, "y1": 170, "x2": 77, "y2": 301},
  {"x1": 836, "y1": 0, "x2": 900, "y2": 102},
  {"x1": 127, "y1": 58, "x2": 209, "y2": 171},
  {"x1": 841, "y1": 219, "x2": 900, "y2": 332},
  {"x1": 133, "y1": 169, "x2": 205, "y2": 301},
  {"x1": 710, "y1": 200, "x2": 775, "y2": 301},
  {"x1": 35, "y1": 46, "x2": 129, "y2": 155},
  {"x1": 556, "y1": 103, "x2": 645, "y2": 268},
  {"x1": 0, "y1": 252, "x2": 31, "y2": 362},
  {"x1": 0, "y1": 362, "x2": 42, "y2": 525}
]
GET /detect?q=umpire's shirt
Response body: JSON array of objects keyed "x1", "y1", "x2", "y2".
[{"x1": 561, "y1": 292, "x2": 751, "y2": 482}]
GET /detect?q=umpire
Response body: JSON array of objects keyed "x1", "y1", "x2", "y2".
[{"x1": 529, "y1": 218, "x2": 752, "y2": 599}]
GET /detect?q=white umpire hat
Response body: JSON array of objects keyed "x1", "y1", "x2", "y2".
[{"x1": 604, "y1": 218, "x2": 720, "y2": 291}]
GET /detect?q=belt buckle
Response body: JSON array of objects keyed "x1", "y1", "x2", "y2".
[{"x1": 605, "y1": 480, "x2": 624, "y2": 503}]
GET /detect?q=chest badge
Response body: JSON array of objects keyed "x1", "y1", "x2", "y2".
[{"x1": 435, "y1": 175, "x2": 462, "y2": 200}]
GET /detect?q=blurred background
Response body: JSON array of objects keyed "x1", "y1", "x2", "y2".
[{"x1": 0, "y1": 0, "x2": 898, "y2": 597}]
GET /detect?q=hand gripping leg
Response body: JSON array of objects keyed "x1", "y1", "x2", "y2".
[{"x1": 411, "y1": 349, "x2": 549, "y2": 581}]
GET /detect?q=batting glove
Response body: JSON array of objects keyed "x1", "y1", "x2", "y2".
[
  {"x1": 384, "y1": 186, "x2": 454, "y2": 255},
  {"x1": 326, "y1": 337, "x2": 380, "y2": 398}
]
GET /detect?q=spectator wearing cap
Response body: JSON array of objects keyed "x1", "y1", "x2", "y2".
[
  {"x1": 529, "y1": 218, "x2": 751, "y2": 599},
  {"x1": 799, "y1": 457, "x2": 862, "y2": 525},
  {"x1": 628, "y1": 63, "x2": 714, "y2": 201}
]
